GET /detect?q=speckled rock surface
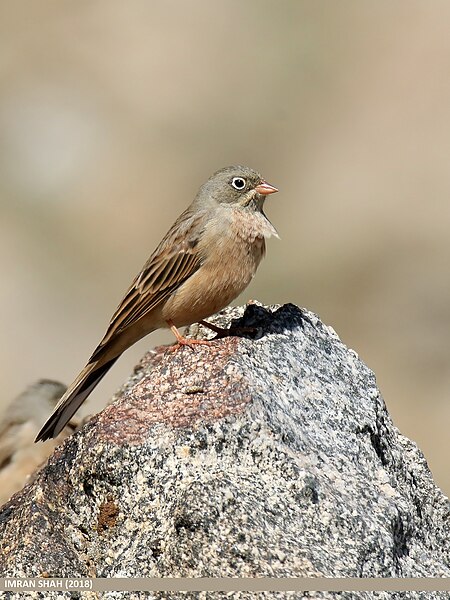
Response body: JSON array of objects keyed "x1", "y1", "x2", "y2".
[{"x1": 0, "y1": 303, "x2": 449, "y2": 599}]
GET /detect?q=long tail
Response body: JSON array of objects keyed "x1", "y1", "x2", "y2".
[{"x1": 35, "y1": 356, "x2": 118, "y2": 442}]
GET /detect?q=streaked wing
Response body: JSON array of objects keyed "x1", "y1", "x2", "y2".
[{"x1": 94, "y1": 207, "x2": 206, "y2": 352}]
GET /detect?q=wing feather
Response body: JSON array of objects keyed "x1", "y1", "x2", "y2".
[{"x1": 91, "y1": 208, "x2": 206, "y2": 358}]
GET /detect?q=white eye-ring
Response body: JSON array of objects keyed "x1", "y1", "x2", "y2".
[{"x1": 231, "y1": 177, "x2": 246, "y2": 190}]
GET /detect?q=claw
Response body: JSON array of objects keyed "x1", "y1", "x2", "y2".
[{"x1": 167, "y1": 320, "x2": 214, "y2": 351}]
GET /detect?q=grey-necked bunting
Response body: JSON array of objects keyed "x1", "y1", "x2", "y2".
[{"x1": 36, "y1": 166, "x2": 278, "y2": 441}]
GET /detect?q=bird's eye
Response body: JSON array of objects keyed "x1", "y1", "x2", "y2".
[{"x1": 231, "y1": 177, "x2": 246, "y2": 190}]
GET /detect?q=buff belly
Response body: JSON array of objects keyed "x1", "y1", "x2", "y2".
[{"x1": 162, "y1": 236, "x2": 265, "y2": 327}]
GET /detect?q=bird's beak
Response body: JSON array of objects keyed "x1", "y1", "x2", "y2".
[{"x1": 255, "y1": 181, "x2": 278, "y2": 196}]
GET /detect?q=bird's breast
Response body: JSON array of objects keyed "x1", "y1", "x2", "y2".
[{"x1": 161, "y1": 208, "x2": 271, "y2": 327}]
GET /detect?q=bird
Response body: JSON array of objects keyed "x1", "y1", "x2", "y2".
[
  {"x1": 0, "y1": 380, "x2": 79, "y2": 504},
  {"x1": 35, "y1": 165, "x2": 278, "y2": 442}
]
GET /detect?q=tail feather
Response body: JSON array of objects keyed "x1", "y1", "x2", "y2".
[{"x1": 35, "y1": 357, "x2": 118, "y2": 442}]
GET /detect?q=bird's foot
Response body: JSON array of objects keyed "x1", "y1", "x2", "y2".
[
  {"x1": 169, "y1": 336, "x2": 215, "y2": 352},
  {"x1": 167, "y1": 320, "x2": 215, "y2": 352}
]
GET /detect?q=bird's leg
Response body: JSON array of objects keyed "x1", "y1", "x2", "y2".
[
  {"x1": 167, "y1": 320, "x2": 214, "y2": 351},
  {"x1": 199, "y1": 320, "x2": 257, "y2": 339}
]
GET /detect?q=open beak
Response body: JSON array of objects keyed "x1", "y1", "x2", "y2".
[{"x1": 255, "y1": 181, "x2": 278, "y2": 196}]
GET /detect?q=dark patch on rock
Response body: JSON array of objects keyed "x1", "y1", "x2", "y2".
[{"x1": 96, "y1": 496, "x2": 119, "y2": 533}]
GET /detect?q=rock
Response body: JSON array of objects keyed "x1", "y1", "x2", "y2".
[
  {"x1": 0, "y1": 303, "x2": 449, "y2": 599},
  {"x1": 0, "y1": 379, "x2": 78, "y2": 506}
]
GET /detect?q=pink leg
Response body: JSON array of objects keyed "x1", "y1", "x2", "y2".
[{"x1": 167, "y1": 320, "x2": 214, "y2": 350}]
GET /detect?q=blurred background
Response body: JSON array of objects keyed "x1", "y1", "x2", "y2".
[{"x1": 1, "y1": 1, "x2": 449, "y2": 494}]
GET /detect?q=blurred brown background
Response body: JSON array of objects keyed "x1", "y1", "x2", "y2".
[{"x1": 1, "y1": 2, "x2": 449, "y2": 494}]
